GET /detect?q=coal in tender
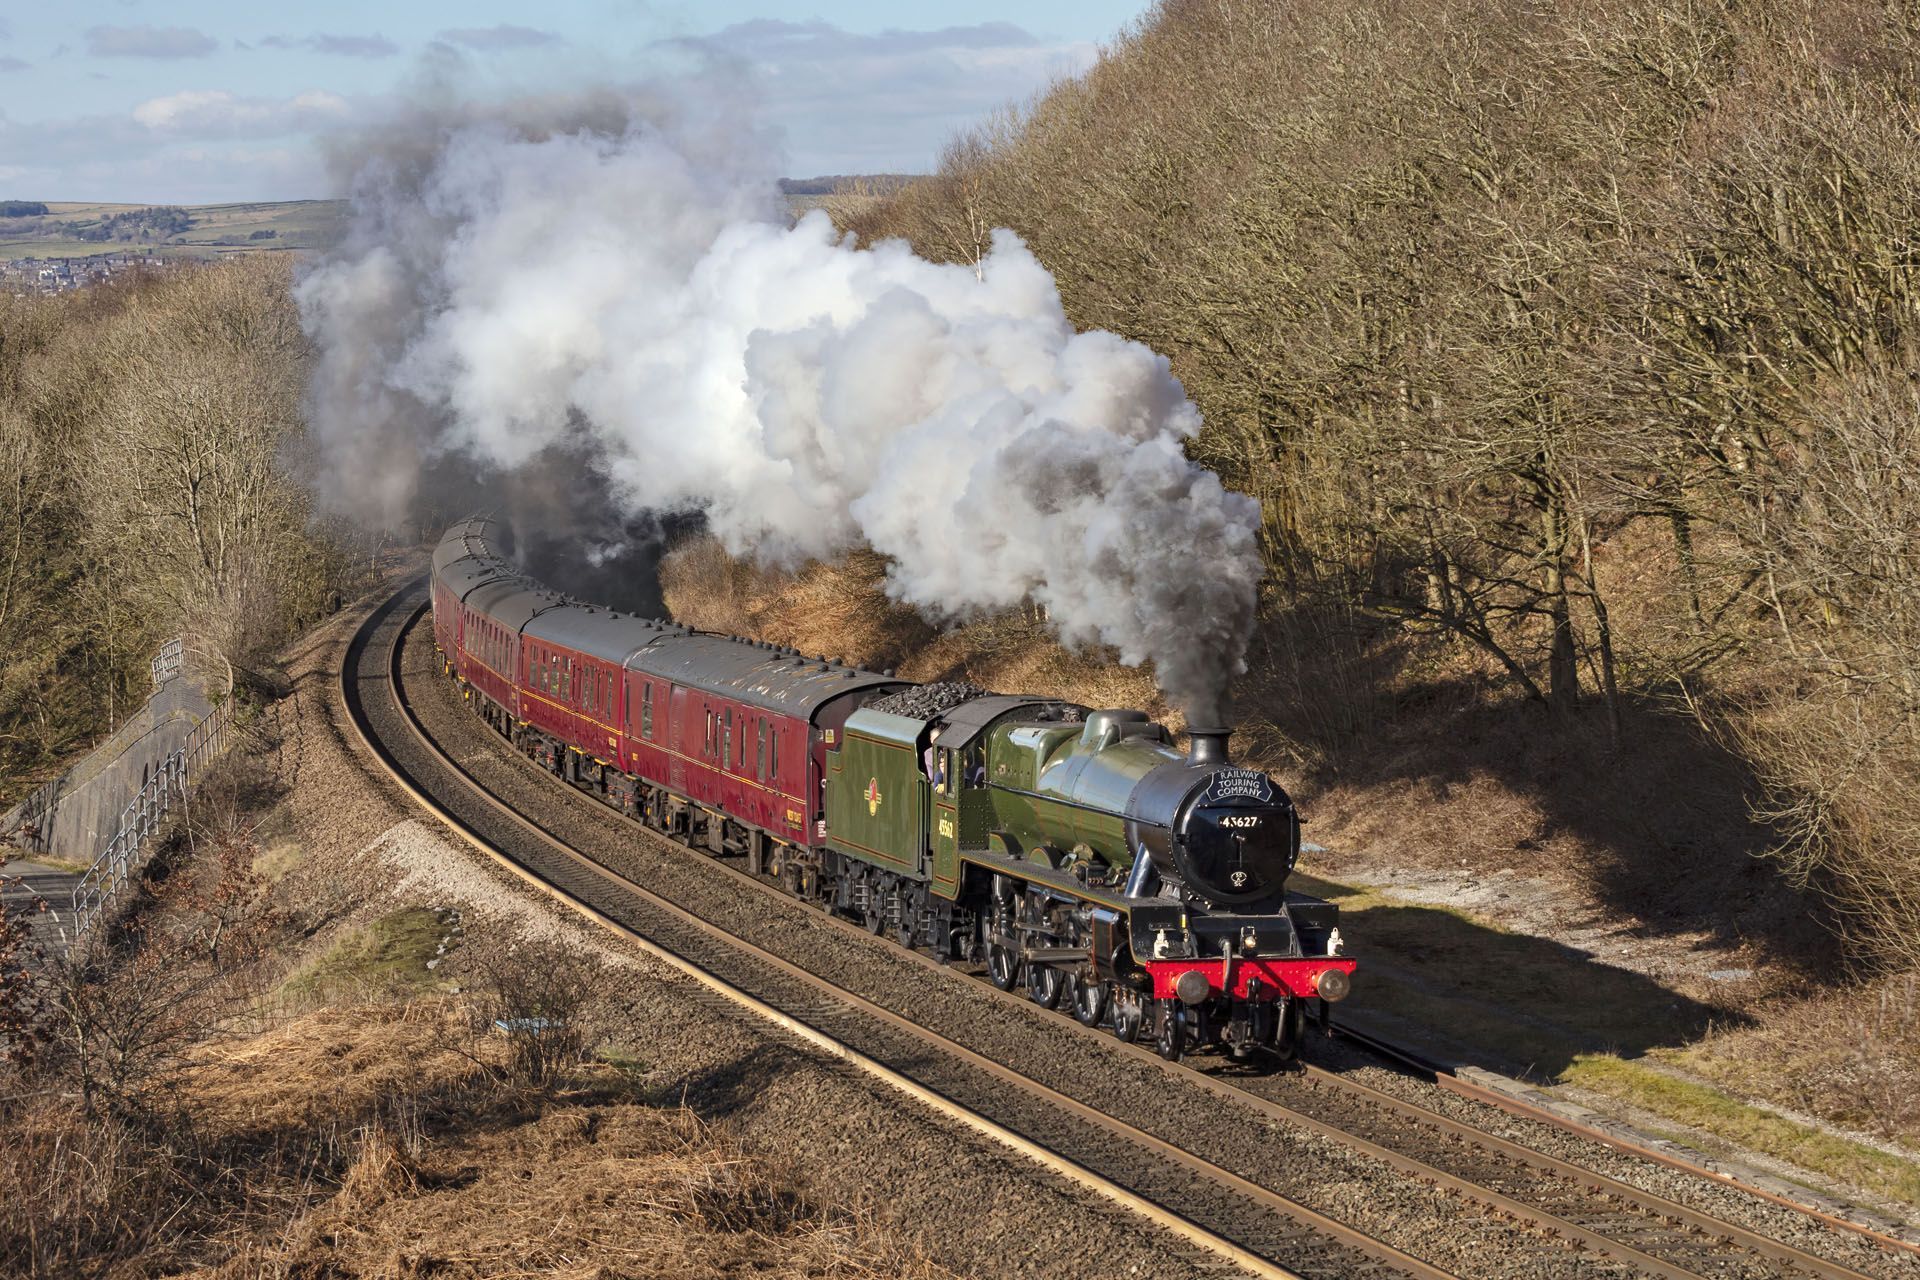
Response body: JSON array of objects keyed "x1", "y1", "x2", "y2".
[{"x1": 868, "y1": 682, "x2": 989, "y2": 720}]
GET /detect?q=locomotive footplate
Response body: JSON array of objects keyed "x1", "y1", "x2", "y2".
[
  {"x1": 1131, "y1": 898, "x2": 1352, "y2": 1003},
  {"x1": 1143, "y1": 954, "x2": 1356, "y2": 1002}
]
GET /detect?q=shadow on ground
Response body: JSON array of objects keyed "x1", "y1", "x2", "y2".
[
  {"x1": 1233, "y1": 601, "x2": 1837, "y2": 982},
  {"x1": 1294, "y1": 869, "x2": 1748, "y2": 1081}
]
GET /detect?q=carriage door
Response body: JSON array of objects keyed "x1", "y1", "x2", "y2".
[
  {"x1": 931, "y1": 746, "x2": 961, "y2": 900},
  {"x1": 667, "y1": 686, "x2": 689, "y2": 793}
]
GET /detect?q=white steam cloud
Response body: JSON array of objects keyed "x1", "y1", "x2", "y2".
[{"x1": 298, "y1": 93, "x2": 1263, "y2": 720}]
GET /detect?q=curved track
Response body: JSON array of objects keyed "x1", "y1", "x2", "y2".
[
  {"x1": 348, "y1": 585, "x2": 1446, "y2": 1280},
  {"x1": 350, "y1": 582, "x2": 1920, "y2": 1280}
]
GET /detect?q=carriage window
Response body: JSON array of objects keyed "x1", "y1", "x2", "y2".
[
  {"x1": 641, "y1": 683, "x2": 654, "y2": 739},
  {"x1": 706, "y1": 710, "x2": 714, "y2": 755},
  {"x1": 723, "y1": 709, "x2": 732, "y2": 768},
  {"x1": 757, "y1": 718, "x2": 767, "y2": 781},
  {"x1": 770, "y1": 725, "x2": 779, "y2": 780}
]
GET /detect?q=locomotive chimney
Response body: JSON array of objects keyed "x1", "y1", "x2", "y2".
[{"x1": 1186, "y1": 726, "x2": 1232, "y2": 767}]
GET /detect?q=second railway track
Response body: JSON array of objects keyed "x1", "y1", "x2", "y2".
[{"x1": 350, "y1": 581, "x2": 1920, "y2": 1280}]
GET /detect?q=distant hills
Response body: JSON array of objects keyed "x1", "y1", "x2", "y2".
[
  {"x1": 0, "y1": 200, "x2": 346, "y2": 261},
  {"x1": 0, "y1": 177, "x2": 924, "y2": 263}
]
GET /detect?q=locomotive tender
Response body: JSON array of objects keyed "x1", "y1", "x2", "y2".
[{"x1": 431, "y1": 517, "x2": 1354, "y2": 1061}]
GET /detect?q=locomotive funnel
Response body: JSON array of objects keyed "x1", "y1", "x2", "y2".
[{"x1": 1187, "y1": 726, "x2": 1233, "y2": 767}]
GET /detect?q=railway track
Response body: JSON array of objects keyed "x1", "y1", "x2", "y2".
[
  {"x1": 351, "y1": 582, "x2": 1920, "y2": 1280},
  {"x1": 1319, "y1": 1021, "x2": 1920, "y2": 1258},
  {"x1": 347, "y1": 585, "x2": 1441, "y2": 1280}
]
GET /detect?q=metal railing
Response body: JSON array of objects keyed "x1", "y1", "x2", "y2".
[
  {"x1": 150, "y1": 636, "x2": 183, "y2": 688},
  {"x1": 69, "y1": 697, "x2": 231, "y2": 936}
]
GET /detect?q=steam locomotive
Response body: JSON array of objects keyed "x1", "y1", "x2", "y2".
[{"x1": 431, "y1": 516, "x2": 1354, "y2": 1061}]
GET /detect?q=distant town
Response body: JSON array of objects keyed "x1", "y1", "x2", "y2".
[
  {"x1": 0, "y1": 198, "x2": 347, "y2": 295},
  {"x1": 1, "y1": 250, "x2": 176, "y2": 296}
]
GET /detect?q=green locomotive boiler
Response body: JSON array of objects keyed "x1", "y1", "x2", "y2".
[{"x1": 814, "y1": 688, "x2": 1353, "y2": 1061}]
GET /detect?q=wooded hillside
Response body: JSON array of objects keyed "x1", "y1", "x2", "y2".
[
  {"x1": 0, "y1": 260, "x2": 355, "y2": 806},
  {"x1": 841, "y1": 0, "x2": 1920, "y2": 971}
]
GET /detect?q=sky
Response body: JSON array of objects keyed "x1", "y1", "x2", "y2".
[{"x1": 0, "y1": 2, "x2": 1150, "y2": 204}]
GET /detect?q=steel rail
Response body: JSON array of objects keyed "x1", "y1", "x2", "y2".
[
  {"x1": 347, "y1": 590, "x2": 1450, "y2": 1280},
  {"x1": 1290, "y1": 1054, "x2": 1888, "y2": 1280},
  {"x1": 393, "y1": 587, "x2": 1915, "y2": 1279},
  {"x1": 1327, "y1": 1021, "x2": 1920, "y2": 1262},
  {"x1": 386, "y1": 594, "x2": 1875, "y2": 1280}
]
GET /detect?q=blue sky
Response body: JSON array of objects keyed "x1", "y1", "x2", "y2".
[{"x1": 0, "y1": 2, "x2": 1149, "y2": 203}]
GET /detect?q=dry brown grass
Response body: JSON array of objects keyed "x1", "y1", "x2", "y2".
[
  {"x1": 1, "y1": 995, "x2": 953, "y2": 1280},
  {"x1": 661, "y1": 534, "x2": 1165, "y2": 716},
  {"x1": 1676, "y1": 973, "x2": 1920, "y2": 1147},
  {"x1": 168, "y1": 1003, "x2": 952, "y2": 1280},
  {"x1": 181, "y1": 1001, "x2": 486, "y2": 1137},
  {"x1": 190, "y1": 1096, "x2": 952, "y2": 1280},
  {"x1": 662, "y1": 536, "x2": 936, "y2": 673}
]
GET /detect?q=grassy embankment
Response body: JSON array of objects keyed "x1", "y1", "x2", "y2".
[{"x1": 0, "y1": 741, "x2": 952, "y2": 1278}]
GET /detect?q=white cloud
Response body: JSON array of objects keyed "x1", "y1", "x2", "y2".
[
  {"x1": 132, "y1": 89, "x2": 352, "y2": 137},
  {"x1": 86, "y1": 25, "x2": 218, "y2": 59}
]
